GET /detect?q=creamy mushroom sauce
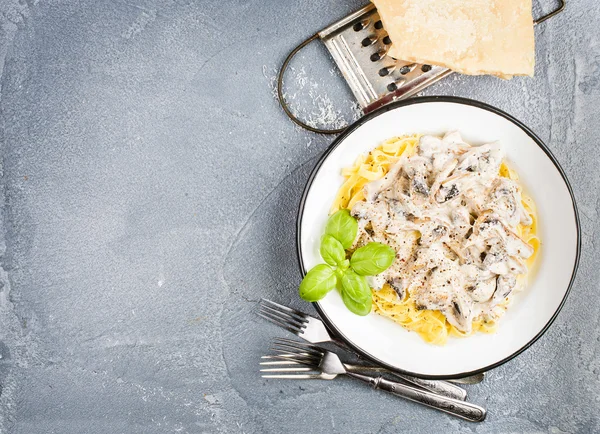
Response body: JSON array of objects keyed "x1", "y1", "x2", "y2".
[{"x1": 351, "y1": 132, "x2": 534, "y2": 333}]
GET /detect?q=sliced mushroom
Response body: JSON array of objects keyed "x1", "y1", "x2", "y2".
[
  {"x1": 437, "y1": 183, "x2": 459, "y2": 203},
  {"x1": 445, "y1": 291, "x2": 474, "y2": 333},
  {"x1": 456, "y1": 142, "x2": 504, "y2": 175},
  {"x1": 411, "y1": 177, "x2": 430, "y2": 198},
  {"x1": 483, "y1": 240, "x2": 510, "y2": 275},
  {"x1": 472, "y1": 212, "x2": 502, "y2": 236},
  {"x1": 351, "y1": 201, "x2": 371, "y2": 220},
  {"x1": 415, "y1": 287, "x2": 450, "y2": 312},
  {"x1": 473, "y1": 212, "x2": 534, "y2": 259},
  {"x1": 451, "y1": 206, "x2": 472, "y2": 237},
  {"x1": 488, "y1": 178, "x2": 533, "y2": 227},
  {"x1": 388, "y1": 277, "x2": 405, "y2": 299},
  {"x1": 429, "y1": 158, "x2": 458, "y2": 201},
  {"x1": 492, "y1": 275, "x2": 517, "y2": 305},
  {"x1": 364, "y1": 159, "x2": 403, "y2": 201},
  {"x1": 468, "y1": 277, "x2": 497, "y2": 303},
  {"x1": 435, "y1": 173, "x2": 472, "y2": 203},
  {"x1": 419, "y1": 221, "x2": 449, "y2": 246},
  {"x1": 404, "y1": 156, "x2": 431, "y2": 199}
]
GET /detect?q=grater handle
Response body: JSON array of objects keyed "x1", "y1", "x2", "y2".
[
  {"x1": 534, "y1": 0, "x2": 565, "y2": 25},
  {"x1": 277, "y1": 34, "x2": 346, "y2": 135}
]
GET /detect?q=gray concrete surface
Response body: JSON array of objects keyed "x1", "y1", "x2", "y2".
[{"x1": 0, "y1": 0, "x2": 597, "y2": 432}]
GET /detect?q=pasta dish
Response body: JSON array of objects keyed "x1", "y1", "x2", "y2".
[{"x1": 331, "y1": 132, "x2": 539, "y2": 344}]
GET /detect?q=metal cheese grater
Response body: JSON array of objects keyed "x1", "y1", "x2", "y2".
[{"x1": 277, "y1": 1, "x2": 566, "y2": 134}]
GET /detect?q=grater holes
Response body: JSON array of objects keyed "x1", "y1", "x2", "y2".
[
  {"x1": 379, "y1": 65, "x2": 395, "y2": 76},
  {"x1": 354, "y1": 19, "x2": 370, "y2": 32},
  {"x1": 421, "y1": 64, "x2": 432, "y2": 72},
  {"x1": 374, "y1": 20, "x2": 383, "y2": 30},
  {"x1": 382, "y1": 35, "x2": 392, "y2": 45},
  {"x1": 388, "y1": 77, "x2": 406, "y2": 91},
  {"x1": 361, "y1": 36, "x2": 378, "y2": 47},
  {"x1": 370, "y1": 48, "x2": 388, "y2": 62},
  {"x1": 400, "y1": 63, "x2": 417, "y2": 75}
]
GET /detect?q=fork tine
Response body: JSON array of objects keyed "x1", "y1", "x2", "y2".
[
  {"x1": 262, "y1": 374, "x2": 323, "y2": 379},
  {"x1": 273, "y1": 338, "x2": 322, "y2": 354},
  {"x1": 257, "y1": 312, "x2": 301, "y2": 334},
  {"x1": 260, "y1": 366, "x2": 313, "y2": 372},
  {"x1": 260, "y1": 360, "x2": 301, "y2": 366},
  {"x1": 271, "y1": 344, "x2": 322, "y2": 363},
  {"x1": 261, "y1": 354, "x2": 301, "y2": 361},
  {"x1": 261, "y1": 355, "x2": 317, "y2": 366},
  {"x1": 271, "y1": 344, "x2": 321, "y2": 360},
  {"x1": 271, "y1": 342, "x2": 321, "y2": 357},
  {"x1": 259, "y1": 305, "x2": 307, "y2": 329},
  {"x1": 259, "y1": 360, "x2": 298, "y2": 366},
  {"x1": 256, "y1": 312, "x2": 300, "y2": 335},
  {"x1": 260, "y1": 356, "x2": 303, "y2": 366},
  {"x1": 261, "y1": 354, "x2": 295, "y2": 359},
  {"x1": 266, "y1": 354, "x2": 319, "y2": 366},
  {"x1": 258, "y1": 305, "x2": 304, "y2": 329},
  {"x1": 260, "y1": 299, "x2": 309, "y2": 322}
]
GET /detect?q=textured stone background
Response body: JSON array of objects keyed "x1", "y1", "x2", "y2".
[{"x1": 0, "y1": 0, "x2": 598, "y2": 433}]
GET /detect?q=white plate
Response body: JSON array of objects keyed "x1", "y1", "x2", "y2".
[{"x1": 297, "y1": 97, "x2": 580, "y2": 379}]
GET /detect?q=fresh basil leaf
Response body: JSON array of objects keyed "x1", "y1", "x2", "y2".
[
  {"x1": 339, "y1": 259, "x2": 350, "y2": 271},
  {"x1": 325, "y1": 209, "x2": 358, "y2": 249},
  {"x1": 350, "y1": 242, "x2": 395, "y2": 276},
  {"x1": 340, "y1": 270, "x2": 372, "y2": 316},
  {"x1": 341, "y1": 290, "x2": 372, "y2": 316},
  {"x1": 299, "y1": 264, "x2": 337, "y2": 302},
  {"x1": 341, "y1": 269, "x2": 372, "y2": 303},
  {"x1": 320, "y1": 234, "x2": 346, "y2": 266}
]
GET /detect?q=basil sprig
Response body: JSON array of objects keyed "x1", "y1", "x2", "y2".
[{"x1": 299, "y1": 210, "x2": 396, "y2": 316}]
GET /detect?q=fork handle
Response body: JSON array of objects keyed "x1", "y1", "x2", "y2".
[
  {"x1": 346, "y1": 372, "x2": 486, "y2": 422},
  {"x1": 343, "y1": 364, "x2": 466, "y2": 401},
  {"x1": 332, "y1": 340, "x2": 467, "y2": 400},
  {"x1": 390, "y1": 373, "x2": 467, "y2": 401}
]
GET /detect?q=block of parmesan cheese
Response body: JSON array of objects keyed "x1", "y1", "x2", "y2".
[{"x1": 371, "y1": 0, "x2": 535, "y2": 78}]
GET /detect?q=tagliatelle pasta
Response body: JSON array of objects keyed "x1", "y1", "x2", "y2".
[{"x1": 331, "y1": 134, "x2": 539, "y2": 345}]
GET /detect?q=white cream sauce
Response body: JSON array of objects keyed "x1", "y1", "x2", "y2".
[{"x1": 351, "y1": 132, "x2": 534, "y2": 332}]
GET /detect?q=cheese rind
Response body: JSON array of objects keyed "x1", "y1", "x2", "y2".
[{"x1": 371, "y1": 0, "x2": 535, "y2": 78}]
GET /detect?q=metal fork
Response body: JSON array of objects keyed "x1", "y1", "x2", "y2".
[
  {"x1": 261, "y1": 338, "x2": 487, "y2": 423},
  {"x1": 258, "y1": 299, "x2": 476, "y2": 399}
]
